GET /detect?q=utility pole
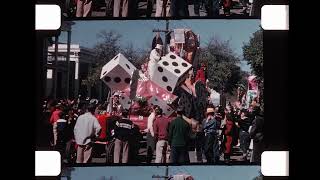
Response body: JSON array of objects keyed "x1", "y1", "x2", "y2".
[
  {"x1": 152, "y1": 166, "x2": 170, "y2": 180},
  {"x1": 153, "y1": 20, "x2": 171, "y2": 55}
]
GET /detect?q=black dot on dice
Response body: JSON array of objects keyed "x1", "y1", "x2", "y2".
[
  {"x1": 122, "y1": 97, "x2": 125, "y2": 100},
  {"x1": 124, "y1": 78, "x2": 131, "y2": 84},
  {"x1": 155, "y1": 98, "x2": 158, "y2": 101},
  {"x1": 114, "y1": 55, "x2": 118, "y2": 60},
  {"x1": 114, "y1": 77, "x2": 121, "y2": 83},
  {"x1": 182, "y1": 62, "x2": 188, "y2": 67},
  {"x1": 167, "y1": 108, "x2": 171, "y2": 111},
  {"x1": 105, "y1": 76, "x2": 111, "y2": 82},
  {"x1": 174, "y1": 69, "x2": 181, "y2": 74},
  {"x1": 172, "y1": 62, "x2": 178, "y2": 66},
  {"x1": 126, "y1": 64, "x2": 130, "y2": 69},
  {"x1": 162, "y1": 76, "x2": 168, "y2": 82},
  {"x1": 128, "y1": 102, "x2": 131, "y2": 104},
  {"x1": 170, "y1": 55, "x2": 176, "y2": 59},
  {"x1": 103, "y1": 71, "x2": 107, "y2": 75},
  {"x1": 167, "y1": 86, "x2": 172, "y2": 92},
  {"x1": 158, "y1": 67, "x2": 163, "y2": 72},
  {"x1": 162, "y1": 61, "x2": 169, "y2": 66}
]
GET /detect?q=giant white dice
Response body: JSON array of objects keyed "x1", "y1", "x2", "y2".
[
  {"x1": 100, "y1": 53, "x2": 137, "y2": 91},
  {"x1": 148, "y1": 96, "x2": 174, "y2": 116},
  {"x1": 151, "y1": 52, "x2": 192, "y2": 93}
]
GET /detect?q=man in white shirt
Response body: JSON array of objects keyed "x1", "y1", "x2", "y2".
[
  {"x1": 144, "y1": 105, "x2": 158, "y2": 163},
  {"x1": 74, "y1": 104, "x2": 101, "y2": 163}
]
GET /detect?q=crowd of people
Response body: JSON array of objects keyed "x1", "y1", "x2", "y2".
[
  {"x1": 42, "y1": 91, "x2": 264, "y2": 164},
  {"x1": 73, "y1": 0, "x2": 260, "y2": 17}
]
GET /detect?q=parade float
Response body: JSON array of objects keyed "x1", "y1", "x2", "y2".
[{"x1": 100, "y1": 28, "x2": 210, "y2": 131}]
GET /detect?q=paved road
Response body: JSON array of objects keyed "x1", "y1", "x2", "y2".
[{"x1": 90, "y1": 135, "x2": 251, "y2": 164}]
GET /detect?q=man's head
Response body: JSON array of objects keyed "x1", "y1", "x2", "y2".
[
  {"x1": 176, "y1": 106, "x2": 184, "y2": 116},
  {"x1": 113, "y1": 92, "x2": 120, "y2": 103},
  {"x1": 121, "y1": 109, "x2": 129, "y2": 118},
  {"x1": 87, "y1": 104, "x2": 96, "y2": 114},
  {"x1": 206, "y1": 107, "x2": 215, "y2": 117}
]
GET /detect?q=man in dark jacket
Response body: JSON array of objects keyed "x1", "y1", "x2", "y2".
[
  {"x1": 237, "y1": 109, "x2": 251, "y2": 161},
  {"x1": 113, "y1": 109, "x2": 134, "y2": 163},
  {"x1": 168, "y1": 107, "x2": 191, "y2": 163},
  {"x1": 249, "y1": 109, "x2": 264, "y2": 163}
]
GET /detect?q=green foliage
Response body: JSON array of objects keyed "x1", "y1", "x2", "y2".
[
  {"x1": 242, "y1": 28, "x2": 264, "y2": 109},
  {"x1": 199, "y1": 37, "x2": 243, "y2": 95}
]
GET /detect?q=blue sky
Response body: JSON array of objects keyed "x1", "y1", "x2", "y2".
[
  {"x1": 62, "y1": 166, "x2": 261, "y2": 180},
  {"x1": 59, "y1": 20, "x2": 261, "y2": 72}
]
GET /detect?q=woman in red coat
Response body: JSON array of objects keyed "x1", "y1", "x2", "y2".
[{"x1": 224, "y1": 113, "x2": 234, "y2": 163}]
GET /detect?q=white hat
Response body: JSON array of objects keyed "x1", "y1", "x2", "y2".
[
  {"x1": 155, "y1": 44, "x2": 163, "y2": 49},
  {"x1": 113, "y1": 92, "x2": 120, "y2": 96},
  {"x1": 248, "y1": 75, "x2": 257, "y2": 81}
]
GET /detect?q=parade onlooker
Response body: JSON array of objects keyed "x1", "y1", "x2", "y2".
[
  {"x1": 95, "y1": 110, "x2": 109, "y2": 141},
  {"x1": 145, "y1": 105, "x2": 157, "y2": 163},
  {"x1": 50, "y1": 104, "x2": 63, "y2": 146},
  {"x1": 168, "y1": 107, "x2": 191, "y2": 163},
  {"x1": 206, "y1": 0, "x2": 220, "y2": 16},
  {"x1": 56, "y1": 111, "x2": 68, "y2": 156},
  {"x1": 237, "y1": 109, "x2": 251, "y2": 161},
  {"x1": 113, "y1": 0, "x2": 129, "y2": 17},
  {"x1": 202, "y1": 107, "x2": 219, "y2": 163},
  {"x1": 113, "y1": 109, "x2": 134, "y2": 163},
  {"x1": 170, "y1": 0, "x2": 189, "y2": 17},
  {"x1": 155, "y1": 0, "x2": 171, "y2": 17},
  {"x1": 249, "y1": 109, "x2": 264, "y2": 163},
  {"x1": 153, "y1": 108, "x2": 171, "y2": 163},
  {"x1": 76, "y1": 0, "x2": 92, "y2": 17},
  {"x1": 223, "y1": 113, "x2": 234, "y2": 163},
  {"x1": 195, "y1": 122, "x2": 204, "y2": 162},
  {"x1": 222, "y1": 0, "x2": 232, "y2": 15},
  {"x1": 74, "y1": 104, "x2": 102, "y2": 163},
  {"x1": 107, "y1": 92, "x2": 123, "y2": 114}
]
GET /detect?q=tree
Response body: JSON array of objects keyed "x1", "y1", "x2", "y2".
[
  {"x1": 242, "y1": 28, "x2": 263, "y2": 81},
  {"x1": 242, "y1": 28, "x2": 264, "y2": 109},
  {"x1": 199, "y1": 36, "x2": 244, "y2": 95}
]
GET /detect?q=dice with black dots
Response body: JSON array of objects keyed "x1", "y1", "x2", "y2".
[
  {"x1": 151, "y1": 52, "x2": 192, "y2": 93},
  {"x1": 100, "y1": 53, "x2": 137, "y2": 91}
]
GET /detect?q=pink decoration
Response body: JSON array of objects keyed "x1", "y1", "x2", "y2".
[{"x1": 123, "y1": 80, "x2": 177, "y2": 102}]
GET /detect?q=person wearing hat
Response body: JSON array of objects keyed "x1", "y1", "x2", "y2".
[
  {"x1": 168, "y1": 107, "x2": 191, "y2": 163},
  {"x1": 202, "y1": 107, "x2": 220, "y2": 163},
  {"x1": 107, "y1": 92, "x2": 123, "y2": 115},
  {"x1": 148, "y1": 44, "x2": 163, "y2": 79}
]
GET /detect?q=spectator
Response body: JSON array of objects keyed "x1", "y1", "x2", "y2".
[
  {"x1": 249, "y1": 109, "x2": 264, "y2": 163},
  {"x1": 223, "y1": 113, "x2": 234, "y2": 164},
  {"x1": 202, "y1": 107, "x2": 219, "y2": 163},
  {"x1": 74, "y1": 104, "x2": 102, "y2": 163},
  {"x1": 168, "y1": 107, "x2": 191, "y2": 163},
  {"x1": 153, "y1": 108, "x2": 171, "y2": 163},
  {"x1": 49, "y1": 104, "x2": 63, "y2": 146},
  {"x1": 56, "y1": 111, "x2": 68, "y2": 157},
  {"x1": 113, "y1": 109, "x2": 135, "y2": 163},
  {"x1": 76, "y1": 0, "x2": 92, "y2": 17},
  {"x1": 155, "y1": 0, "x2": 171, "y2": 17},
  {"x1": 237, "y1": 109, "x2": 251, "y2": 161},
  {"x1": 145, "y1": 105, "x2": 157, "y2": 163},
  {"x1": 114, "y1": 0, "x2": 129, "y2": 17},
  {"x1": 206, "y1": 0, "x2": 220, "y2": 16},
  {"x1": 170, "y1": 0, "x2": 189, "y2": 17}
]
